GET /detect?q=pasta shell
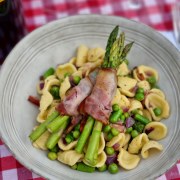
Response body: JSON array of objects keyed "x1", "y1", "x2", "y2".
[
  {"x1": 118, "y1": 148, "x2": 140, "y2": 170},
  {"x1": 76, "y1": 45, "x2": 89, "y2": 67},
  {"x1": 141, "y1": 109, "x2": 152, "y2": 121},
  {"x1": 69, "y1": 57, "x2": 76, "y2": 65},
  {"x1": 57, "y1": 150, "x2": 84, "y2": 166},
  {"x1": 144, "y1": 122, "x2": 167, "y2": 140},
  {"x1": 106, "y1": 133, "x2": 125, "y2": 148},
  {"x1": 33, "y1": 131, "x2": 51, "y2": 150},
  {"x1": 123, "y1": 134, "x2": 131, "y2": 147},
  {"x1": 137, "y1": 80, "x2": 151, "y2": 91},
  {"x1": 56, "y1": 63, "x2": 77, "y2": 80},
  {"x1": 111, "y1": 89, "x2": 121, "y2": 105},
  {"x1": 60, "y1": 76, "x2": 71, "y2": 100},
  {"x1": 141, "y1": 140, "x2": 163, "y2": 159},
  {"x1": 37, "y1": 110, "x2": 48, "y2": 123},
  {"x1": 118, "y1": 77, "x2": 137, "y2": 97},
  {"x1": 149, "y1": 88, "x2": 165, "y2": 99},
  {"x1": 39, "y1": 92, "x2": 53, "y2": 111},
  {"x1": 118, "y1": 94, "x2": 130, "y2": 110},
  {"x1": 128, "y1": 99, "x2": 143, "y2": 112},
  {"x1": 133, "y1": 65, "x2": 158, "y2": 81},
  {"x1": 98, "y1": 133, "x2": 106, "y2": 155},
  {"x1": 117, "y1": 62, "x2": 129, "y2": 76},
  {"x1": 87, "y1": 47, "x2": 105, "y2": 62},
  {"x1": 128, "y1": 133, "x2": 149, "y2": 154},
  {"x1": 58, "y1": 138, "x2": 78, "y2": 151},
  {"x1": 43, "y1": 76, "x2": 59, "y2": 92},
  {"x1": 145, "y1": 93, "x2": 170, "y2": 121}
]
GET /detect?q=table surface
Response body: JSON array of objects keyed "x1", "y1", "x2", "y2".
[{"x1": 0, "y1": 0, "x2": 180, "y2": 180}]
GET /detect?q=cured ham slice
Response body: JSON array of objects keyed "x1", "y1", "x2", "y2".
[
  {"x1": 56, "y1": 77, "x2": 93, "y2": 116},
  {"x1": 84, "y1": 68, "x2": 117, "y2": 124}
]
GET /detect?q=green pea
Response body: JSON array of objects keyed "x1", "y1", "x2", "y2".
[
  {"x1": 153, "y1": 107, "x2": 162, "y2": 116},
  {"x1": 111, "y1": 127, "x2": 119, "y2": 136},
  {"x1": 109, "y1": 109, "x2": 123, "y2": 123},
  {"x1": 136, "y1": 87, "x2": 144, "y2": 94},
  {"x1": 131, "y1": 130, "x2": 139, "y2": 138},
  {"x1": 124, "y1": 112, "x2": 129, "y2": 119},
  {"x1": 65, "y1": 134, "x2": 74, "y2": 144},
  {"x1": 71, "y1": 164, "x2": 78, "y2": 170},
  {"x1": 147, "y1": 76, "x2": 156, "y2": 85},
  {"x1": 73, "y1": 76, "x2": 81, "y2": 85},
  {"x1": 126, "y1": 127, "x2": 133, "y2": 133},
  {"x1": 50, "y1": 86, "x2": 60, "y2": 99},
  {"x1": 107, "y1": 132, "x2": 114, "y2": 141},
  {"x1": 50, "y1": 145, "x2": 59, "y2": 153},
  {"x1": 120, "y1": 114, "x2": 125, "y2": 123},
  {"x1": 98, "y1": 164, "x2": 107, "y2": 172},
  {"x1": 103, "y1": 125, "x2": 111, "y2": 133},
  {"x1": 73, "y1": 130, "x2": 80, "y2": 139},
  {"x1": 64, "y1": 72, "x2": 71, "y2": 78},
  {"x1": 105, "y1": 146, "x2": 115, "y2": 155},
  {"x1": 108, "y1": 163, "x2": 119, "y2": 174},
  {"x1": 133, "y1": 122, "x2": 145, "y2": 133},
  {"x1": 74, "y1": 124, "x2": 80, "y2": 131},
  {"x1": 135, "y1": 93, "x2": 144, "y2": 101},
  {"x1": 43, "y1": 67, "x2": 55, "y2": 79},
  {"x1": 47, "y1": 152, "x2": 57, "y2": 160},
  {"x1": 112, "y1": 104, "x2": 120, "y2": 111}
]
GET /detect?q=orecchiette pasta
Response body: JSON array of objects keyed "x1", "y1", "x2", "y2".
[
  {"x1": 118, "y1": 148, "x2": 140, "y2": 170},
  {"x1": 137, "y1": 80, "x2": 151, "y2": 92},
  {"x1": 57, "y1": 150, "x2": 84, "y2": 166},
  {"x1": 111, "y1": 88, "x2": 121, "y2": 105},
  {"x1": 145, "y1": 93, "x2": 170, "y2": 121},
  {"x1": 58, "y1": 138, "x2": 78, "y2": 151},
  {"x1": 60, "y1": 76, "x2": 71, "y2": 100},
  {"x1": 128, "y1": 133, "x2": 149, "y2": 154},
  {"x1": 106, "y1": 133, "x2": 125, "y2": 148},
  {"x1": 76, "y1": 45, "x2": 89, "y2": 67},
  {"x1": 144, "y1": 122, "x2": 167, "y2": 140},
  {"x1": 87, "y1": 47, "x2": 105, "y2": 62},
  {"x1": 128, "y1": 99, "x2": 143, "y2": 112},
  {"x1": 117, "y1": 62, "x2": 129, "y2": 76},
  {"x1": 149, "y1": 88, "x2": 165, "y2": 99},
  {"x1": 141, "y1": 141, "x2": 163, "y2": 159},
  {"x1": 118, "y1": 94, "x2": 130, "y2": 110}
]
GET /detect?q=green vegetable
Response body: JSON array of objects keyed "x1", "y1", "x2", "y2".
[
  {"x1": 47, "y1": 152, "x2": 57, "y2": 160},
  {"x1": 84, "y1": 121, "x2": 103, "y2": 166},
  {"x1": 131, "y1": 130, "x2": 139, "y2": 138},
  {"x1": 47, "y1": 115, "x2": 70, "y2": 133},
  {"x1": 64, "y1": 72, "x2": 71, "y2": 78},
  {"x1": 147, "y1": 76, "x2": 156, "y2": 86},
  {"x1": 120, "y1": 114, "x2": 125, "y2": 123},
  {"x1": 121, "y1": 42, "x2": 134, "y2": 60},
  {"x1": 108, "y1": 163, "x2": 119, "y2": 174},
  {"x1": 98, "y1": 164, "x2": 107, "y2": 172},
  {"x1": 109, "y1": 109, "x2": 123, "y2": 123},
  {"x1": 72, "y1": 130, "x2": 80, "y2": 139},
  {"x1": 43, "y1": 67, "x2": 55, "y2": 79},
  {"x1": 77, "y1": 163, "x2": 95, "y2": 173},
  {"x1": 50, "y1": 145, "x2": 59, "y2": 153},
  {"x1": 75, "y1": 116, "x2": 95, "y2": 153},
  {"x1": 136, "y1": 87, "x2": 144, "y2": 94},
  {"x1": 124, "y1": 59, "x2": 129, "y2": 65},
  {"x1": 46, "y1": 119, "x2": 69, "y2": 149},
  {"x1": 65, "y1": 133, "x2": 74, "y2": 144},
  {"x1": 50, "y1": 86, "x2": 60, "y2": 99},
  {"x1": 74, "y1": 124, "x2": 80, "y2": 131},
  {"x1": 153, "y1": 107, "x2": 162, "y2": 116},
  {"x1": 107, "y1": 132, "x2": 114, "y2": 141},
  {"x1": 71, "y1": 164, "x2": 78, "y2": 170},
  {"x1": 135, "y1": 93, "x2": 144, "y2": 101},
  {"x1": 124, "y1": 112, "x2": 129, "y2": 119},
  {"x1": 133, "y1": 122, "x2": 145, "y2": 133},
  {"x1": 134, "y1": 113, "x2": 150, "y2": 125},
  {"x1": 112, "y1": 104, "x2": 120, "y2": 111},
  {"x1": 103, "y1": 125, "x2": 111, "y2": 133},
  {"x1": 73, "y1": 76, "x2": 81, "y2": 85},
  {"x1": 126, "y1": 127, "x2": 133, "y2": 133},
  {"x1": 111, "y1": 127, "x2": 119, "y2": 136},
  {"x1": 29, "y1": 111, "x2": 59, "y2": 142},
  {"x1": 105, "y1": 146, "x2": 115, "y2": 155}
]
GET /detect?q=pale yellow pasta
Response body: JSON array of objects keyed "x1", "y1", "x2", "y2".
[
  {"x1": 59, "y1": 76, "x2": 71, "y2": 100},
  {"x1": 149, "y1": 88, "x2": 165, "y2": 99},
  {"x1": 37, "y1": 110, "x2": 48, "y2": 123},
  {"x1": 118, "y1": 94, "x2": 130, "y2": 110},
  {"x1": 98, "y1": 133, "x2": 106, "y2": 155},
  {"x1": 128, "y1": 99, "x2": 143, "y2": 112},
  {"x1": 133, "y1": 65, "x2": 158, "y2": 82},
  {"x1": 46, "y1": 100, "x2": 60, "y2": 117},
  {"x1": 118, "y1": 148, "x2": 140, "y2": 170},
  {"x1": 33, "y1": 131, "x2": 51, "y2": 150},
  {"x1": 141, "y1": 109, "x2": 152, "y2": 121},
  {"x1": 122, "y1": 134, "x2": 131, "y2": 148},
  {"x1": 118, "y1": 77, "x2": 137, "y2": 97},
  {"x1": 128, "y1": 133, "x2": 149, "y2": 154},
  {"x1": 58, "y1": 138, "x2": 78, "y2": 151},
  {"x1": 145, "y1": 93, "x2": 170, "y2": 121},
  {"x1": 43, "y1": 76, "x2": 59, "y2": 92},
  {"x1": 141, "y1": 141, "x2": 163, "y2": 159},
  {"x1": 39, "y1": 92, "x2": 53, "y2": 112},
  {"x1": 117, "y1": 62, "x2": 129, "y2": 76},
  {"x1": 111, "y1": 88, "x2": 121, "y2": 105},
  {"x1": 144, "y1": 122, "x2": 167, "y2": 140},
  {"x1": 57, "y1": 150, "x2": 84, "y2": 166},
  {"x1": 106, "y1": 133, "x2": 125, "y2": 148},
  {"x1": 69, "y1": 57, "x2": 76, "y2": 65},
  {"x1": 56, "y1": 63, "x2": 77, "y2": 80},
  {"x1": 76, "y1": 45, "x2": 89, "y2": 67},
  {"x1": 87, "y1": 47, "x2": 105, "y2": 62},
  {"x1": 137, "y1": 80, "x2": 151, "y2": 91},
  {"x1": 72, "y1": 70, "x2": 83, "y2": 79}
]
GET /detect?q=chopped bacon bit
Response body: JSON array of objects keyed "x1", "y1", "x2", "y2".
[
  {"x1": 111, "y1": 123, "x2": 125, "y2": 133},
  {"x1": 28, "y1": 96, "x2": 40, "y2": 107},
  {"x1": 145, "y1": 127, "x2": 154, "y2": 134},
  {"x1": 113, "y1": 143, "x2": 120, "y2": 151},
  {"x1": 145, "y1": 71, "x2": 153, "y2": 77},
  {"x1": 129, "y1": 84, "x2": 138, "y2": 93}
]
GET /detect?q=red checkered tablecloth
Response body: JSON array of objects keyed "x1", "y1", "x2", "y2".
[{"x1": 1, "y1": 0, "x2": 180, "y2": 180}]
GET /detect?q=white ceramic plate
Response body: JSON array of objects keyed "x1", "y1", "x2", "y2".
[{"x1": 0, "y1": 15, "x2": 180, "y2": 180}]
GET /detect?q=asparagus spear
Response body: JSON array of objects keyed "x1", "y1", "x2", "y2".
[
  {"x1": 75, "y1": 116, "x2": 95, "y2": 153},
  {"x1": 47, "y1": 115, "x2": 70, "y2": 133},
  {"x1": 46, "y1": 118, "x2": 70, "y2": 150},
  {"x1": 29, "y1": 111, "x2": 59, "y2": 142},
  {"x1": 84, "y1": 121, "x2": 102, "y2": 166}
]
